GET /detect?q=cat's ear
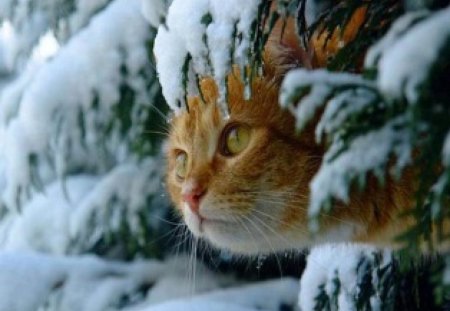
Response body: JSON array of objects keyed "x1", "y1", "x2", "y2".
[
  {"x1": 264, "y1": 18, "x2": 313, "y2": 80},
  {"x1": 264, "y1": 5, "x2": 368, "y2": 77}
]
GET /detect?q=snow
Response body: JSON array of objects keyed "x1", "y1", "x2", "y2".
[
  {"x1": 299, "y1": 244, "x2": 392, "y2": 311},
  {"x1": 128, "y1": 278, "x2": 299, "y2": 311},
  {"x1": 153, "y1": 0, "x2": 261, "y2": 115},
  {"x1": 69, "y1": 161, "x2": 162, "y2": 252},
  {"x1": 304, "y1": 0, "x2": 332, "y2": 27},
  {"x1": 0, "y1": 250, "x2": 303, "y2": 311},
  {"x1": 0, "y1": 252, "x2": 165, "y2": 311},
  {"x1": 309, "y1": 116, "x2": 412, "y2": 220},
  {"x1": 315, "y1": 88, "x2": 378, "y2": 142},
  {"x1": 0, "y1": 0, "x2": 153, "y2": 211},
  {"x1": 1, "y1": 175, "x2": 98, "y2": 254},
  {"x1": 364, "y1": 11, "x2": 429, "y2": 69},
  {"x1": 0, "y1": 0, "x2": 112, "y2": 68},
  {"x1": 279, "y1": 68, "x2": 374, "y2": 130},
  {"x1": 372, "y1": 8, "x2": 450, "y2": 103},
  {"x1": 141, "y1": 0, "x2": 172, "y2": 28},
  {"x1": 443, "y1": 131, "x2": 450, "y2": 167},
  {"x1": 0, "y1": 21, "x2": 16, "y2": 73}
]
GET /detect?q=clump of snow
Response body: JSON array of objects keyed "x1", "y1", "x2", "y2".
[
  {"x1": 443, "y1": 131, "x2": 450, "y2": 167},
  {"x1": 279, "y1": 69, "x2": 374, "y2": 130},
  {"x1": 315, "y1": 88, "x2": 378, "y2": 142},
  {"x1": 299, "y1": 244, "x2": 392, "y2": 311},
  {"x1": 0, "y1": 21, "x2": 17, "y2": 73},
  {"x1": 141, "y1": 0, "x2": 172, "y2": 28},
  {"x1": 309, "y1": 116, "x2": 412, "y2": 221},
  {"x1": 153, "y1": 0, "x2": 261, "y2": 116},
  {"x1": 70, "y1": 160, "x2": 162, "y2": 252},
  {"x1": 369, "y1": 8, "x2": 450, "y2": 103},
  {"x1": 1, "y1": 175, "x2": 98, "y2": 254},
  {"x1": 364, "y1": 11, "x2": 429, "y2": 69}
]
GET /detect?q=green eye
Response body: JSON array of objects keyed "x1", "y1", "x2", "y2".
[
  {"x1": 221, "y1": 124, "x2": 251, "y2": 156},
  {"x1": 175, "y1": 151, "x2": 187, "y2": 180}
]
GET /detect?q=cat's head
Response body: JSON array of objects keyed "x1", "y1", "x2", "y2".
[
  {"x1": 165, "y1": 64, "x2": 329, "y2": 254},
  {"x1": 165, "y1": 18, "x2": 365, "y2": 254}
]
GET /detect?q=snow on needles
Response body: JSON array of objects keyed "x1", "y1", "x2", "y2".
[
  {"x1": 0, "y1": 0, "x2": 152, "y2": 210},
  {"x1": 368, "y1": 7, "x2": 450, "y2": 104},
  {"x1": 309, "y1": 116, "x2": 412, "y2": 221},
  {"x1": 153, "y1": 0, "x2": 260, "y2": 116},
  {"x1": 299, "y1": 244, "x2": 393, "y2": 311}
]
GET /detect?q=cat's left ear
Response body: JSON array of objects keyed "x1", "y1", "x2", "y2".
[{"x1": 263, "y1": 17, "x2": 313, "y2": 80}]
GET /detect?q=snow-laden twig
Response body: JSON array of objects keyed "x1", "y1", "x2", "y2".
[
  {"x1": 309, "y1": 115, "x2": 412, "y2": 222},
  {"x1": 0, "y1": 0, "x2": 154, "y2": 211},
  {"x1": 153, "y1": 0, "x2": 261, "y2": 116},
  {"x1": 368, "y1": 8, "x2": 450, "y2": 104},
  {"x1": 280, "y1": 68, "x2": 375, "y2": 130}
]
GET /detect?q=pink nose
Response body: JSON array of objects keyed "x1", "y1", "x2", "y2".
[{"x1": 182, "y1": 186, "x2": 206, "y2": 214}]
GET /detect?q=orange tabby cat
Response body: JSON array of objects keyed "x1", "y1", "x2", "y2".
[{"x1": 165, "y1": 8, "x2": 419, "y2": 254}]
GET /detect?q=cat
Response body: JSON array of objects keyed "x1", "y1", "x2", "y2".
[{"x1": 165, "y1": 6, "x2": 420, "y2": 255}]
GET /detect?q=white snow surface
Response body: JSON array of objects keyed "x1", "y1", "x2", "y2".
[
  {"x1": 153, "y1": 0, "x2": 261, "y2": 115},
  {"x1": 373, "y1": 8, "x2": 450, "y2": 103},
  {"x1": 0, "y1": 251, "x2": 165, "y2": 311},
  {"x1": 131, "y1": 278, "x2": 299, "y2": 311},
  {"x1": 0, "y1": 250, "x2": 303, "y2": 311}
]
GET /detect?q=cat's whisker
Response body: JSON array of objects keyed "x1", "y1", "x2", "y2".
[
  {"x1": 233, "y1": 214, "x2": 261, "y2": 253},
  {"x1": 250, "y1": 208, "x2": 311, "y2": 236},
  {"x1": 148, "y1": 102, "x2": 169, "y2": 121},
  {"x1": 239, "y1": 213, "x2": 284, "y2": 276},
  {"x1": 255, "y1": 197, "x2": 360, "y2": 227},
  {"x1": 143, "y1": 130, "x2": 170, "y2": 137}
]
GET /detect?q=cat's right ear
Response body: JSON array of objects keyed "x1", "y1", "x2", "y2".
[{"x1": 264, "y1": 17, "x2": 313, "y2": 80}]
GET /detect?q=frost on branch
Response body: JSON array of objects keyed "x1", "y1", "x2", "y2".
[{"x1": 153, "y1": 0, "x2": 268, "y2": 117}]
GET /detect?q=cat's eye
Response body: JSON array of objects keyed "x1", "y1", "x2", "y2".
[
  {"x1": 175, "y1": 151, "x2": 187, "y2": 180},
  {"x1": 220, "y1": 124, "x2": 251, "y2": 156}
]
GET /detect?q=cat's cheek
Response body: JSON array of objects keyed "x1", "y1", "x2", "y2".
[{"x1": 182, "y1": 203, "x2": 203, "y2": 237}]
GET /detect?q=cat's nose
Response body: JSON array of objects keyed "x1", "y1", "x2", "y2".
[{"x1": 182, "y1": 185, "x2": 206, "y2": 214}]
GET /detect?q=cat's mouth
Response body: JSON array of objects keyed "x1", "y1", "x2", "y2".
[{"x1": 183, "y1": 202, "x2": 237, "y2": 236}]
